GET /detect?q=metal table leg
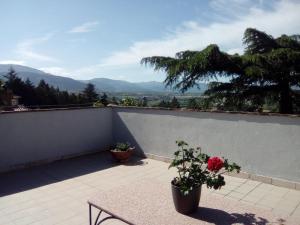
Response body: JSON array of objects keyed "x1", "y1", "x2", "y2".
[{"x1": 89, "y1": 203, "x2": 119, "y2": 225}]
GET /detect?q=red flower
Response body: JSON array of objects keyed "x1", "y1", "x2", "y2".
[{"x1": 207, "y1": 157, "x2": 224, "y2": 172}]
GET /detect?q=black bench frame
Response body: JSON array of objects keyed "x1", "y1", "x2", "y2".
[{"x1": 88, "y1": 202, "x2": 134, "y2": 225}]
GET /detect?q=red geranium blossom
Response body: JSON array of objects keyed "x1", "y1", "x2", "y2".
[{"x1": 207, "y1": 157, "x2": 224, "y2": 172}]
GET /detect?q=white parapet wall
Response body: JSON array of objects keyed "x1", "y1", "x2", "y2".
[
  {"x1": 1, "y1": 106, "x2": 300, "y2": 186},
  {"x1": 0, "y1": 107, "x2": 112, "y2": 172},
  {"x1": 112, "y1": 107, "x2": 300, "y2": 184}
]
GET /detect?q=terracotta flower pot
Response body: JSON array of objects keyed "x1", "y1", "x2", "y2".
[
  {"x1": 110, "y1": 147, "x2": 134, "y2": 162},
  {"x1": 171, "y1": 183, "x2": 201, "y2": 214}
]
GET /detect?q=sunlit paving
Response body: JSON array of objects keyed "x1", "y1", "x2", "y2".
[{"x1": 0, "y1": 152, "x2": 299, "y2": 225}]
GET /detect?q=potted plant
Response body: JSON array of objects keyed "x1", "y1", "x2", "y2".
[
  {"x1": 110, "y1": 142, "x2": 135, "y2": 162},
  {"x1": 169, "y1": 140, "x2": 240, "y2": 214}
]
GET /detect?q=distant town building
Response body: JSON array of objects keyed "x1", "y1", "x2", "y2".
[
  {"x1": 0, "y1": 91, "x2": 28, "y2": 112},
  {"x1": 11, "y1": 95, "x2": 21, "y2": 106}
]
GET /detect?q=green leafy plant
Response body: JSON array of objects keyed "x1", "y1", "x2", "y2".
[
  {"x1": 115, "y1": 142, "x2": 131, "y2": 152},
  {"x1": 121, "y1": 97, "x2": 138, "y2": 106},
  {"x1": 169, "y1": 140, "x2": 240, "y2": 195}
]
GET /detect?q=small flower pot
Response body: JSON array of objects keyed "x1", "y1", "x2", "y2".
[
  {"x1": 110, "y1": 147, "x2": 134, "y2": 162},
  {"x1": 171, "y1": 183, "x2": 201, "y2": 215}
]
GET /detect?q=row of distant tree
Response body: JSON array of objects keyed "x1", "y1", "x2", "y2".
[
  {"x1": 0, "y1": 67, "x2": 192, "y2": 109},
  {"x1": 0, "y1": 68, "x2": 106, "y2": 108},
  {"x1": 157, "y1": 97, "x2": 180, "y2": 108},
  {"x1": 0, "y1": 66, "x2": 292, "y2": 112},
  {"x1": 119, "y1": 96, "x2": 184, "y2": 108}
]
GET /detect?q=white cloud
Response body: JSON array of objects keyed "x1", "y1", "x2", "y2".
[
  {"x1": 73, "y1": 63, "x2": 164, "y2": 81},
  {"x1": 14, "y1": 0, "x2": 299, "y2": 83},
  {"x1": 0, "y1": 60, "x2": 26, "y2": 65},
  {"x1": 68, "y1": 21, "x2": 99, "y2": 33},
  {"x1": 16, "y1": 33, "x2": 57, "y2": 62},
  {"x1": 39, "y1": 62, "x2": 164, "y2": 82},
  {"x1": 100, "y1": 0, "x2": 300, "y2": 67}
]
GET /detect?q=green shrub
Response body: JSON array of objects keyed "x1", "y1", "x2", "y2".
[
  {"x1": 115, "y1": 142, "x2": 131, "y2": 151},
  {"x1": 121, "y1": 97, "x2": 138, "y2": 106}
]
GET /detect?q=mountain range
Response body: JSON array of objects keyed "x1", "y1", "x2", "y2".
[{"x1": 0, "y1": 64, "x2": 207, "y2": 93}]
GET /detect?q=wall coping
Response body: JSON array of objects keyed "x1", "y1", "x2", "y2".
[
  {"x1": 1, "y1": 105, "x2": 300, "y2": 117},
  {"x1": 111, "y1": 105, "x2": 300, "y2": 118},
  {"x1": 0, "y1": 106, "x2": 107, "y2": 114}
]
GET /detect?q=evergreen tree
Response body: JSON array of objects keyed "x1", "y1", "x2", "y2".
[
  {"x1": 49, "y1": 86, "x2": 58, "y2": 105},
  {"x1": 23, "y1": 78, "x2": 37, "y2": 106},
  {"x1": 111, "y1": 96, "x2": 119, "y2": 105},
  {"x1": 142, "y1": 28, "x2": 300, "y2": 114},
  {"x1": 83, "y1": 83, "x2": 98, "y2": 102},
  {"x1": 69, "y1": 93, "x2": 79, "y2": 104},
  {"x1": 57, "y1": 90, "x2": 70, "y2": 105},
  {"x1": 141, "y1": 96, "x2": 148, "y2": 107},
  {"x1": 197, "y1": 97, "x2": 213, "y2": 110},
  {"x1": 100, "y1": 92, "x2": 109, "y2": 106},
  {"x1": 0, "y1": 79, "x2": 4, "y2": 105},
  {"x1": 158, "y1": 100, "x2": 170, "y2": 108},
  {"x1": 77, "y1": 93, "x2": 87, "y2": 104},
  {"x1": 1, "y1": 68, "x2": 95, "y2": 107},
  {"x1": 170, "y1": 97, "x2": 180, "y2": 108},
  {"x1": 36, "y1": 80, "x2": 52, "y2": 105},
  {"x1": 0, "y1": 79, "x2": 4, "y2": 92},
  {"x1": 4, "y1": 67, "x2": 27, "y2": 104},
  {"x1": 3, "y1": 68, "x2": 38, "y2": 106},
  {"x1": 187, "y1": 98, "x2": 198, "y2": 109}
]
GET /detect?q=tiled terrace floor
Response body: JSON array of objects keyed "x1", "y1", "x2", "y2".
[{"x1": 0, "y1": 152, "x2": 300, "y2": 225}]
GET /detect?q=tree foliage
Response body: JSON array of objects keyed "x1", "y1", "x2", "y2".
[
  {"x1": 0, "y1": 79, "x2": 4, "y2": 105},
  {"x1": 120, "y1": 97, "x2": 138, "y2": 106},
  {"x1": 100, "y1": 92, "x2": 109, "y2": 106},
  {"x1": 110, "y1": 96, "x2": 119, "y2": 105},
  {"x1": 187, "y1": 98, "x2": 198, "y2": 109},
  {"x1": 155, "y1": 96, "x2": 181, "y2": 108},
  {"x1": 83, "y1": 83, "x2": 98, "y2": 102},
  {"x1": 140, "y1": 96, "x2": 148, "y2": 107},
  {"x1": 142, "y1": 28, "x2": 300, "y2": 114},
  {"x1": 170, "y1": 96, "x2": 180, "y2": 108}
]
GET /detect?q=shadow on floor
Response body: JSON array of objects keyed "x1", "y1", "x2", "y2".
[
  {"x1": 0, "y1": 151, "x2": 145, "y2": 197},
  {"x1": 188, "y1": 207, "x2": 285, "y2": 225}
]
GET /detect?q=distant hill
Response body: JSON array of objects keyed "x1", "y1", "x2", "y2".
[
  {"x1": 0, "y1": 64, "x2": 207, "y2": 93},
  {"x1": 83, "y1": 78, "x2": 149, "y2": 93},
  {"x1": 135, "y1": 81, "x2": 207, "y2": 93},
  {"x1": 0, "y1": 64, "x2": 85, "y2": 92},
  {"x1": 83, "y1": 78, "x2": 207, "y2": 93}
]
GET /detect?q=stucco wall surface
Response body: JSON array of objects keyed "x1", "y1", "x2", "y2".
[
  {"x1": 0, "y1": 108, "x2": 112, "y2": 171},
  {"x1": 113, "y1": 108, "x2": 300, "y2": 182}
]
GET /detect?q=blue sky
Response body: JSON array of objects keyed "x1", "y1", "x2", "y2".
[{"x1": 0, "y1": 0, "x2": 300, "y2": 82}]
